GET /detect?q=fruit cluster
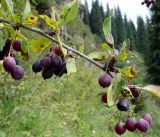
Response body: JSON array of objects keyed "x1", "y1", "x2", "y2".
[
  {"x1": 115, "y1": 113, "x2": 152, "y2": 135},
  {"x1": 1, "y1": 39, "x2": 24, "y2": 80},
  {"x1": 141, "y1": 0, "x2": 155, "y2": 7},
  {"x1": 32, "y1": 45, "x2": 67, "y2": 80},
  {"x1": 98, "y1": 73, "x2": 153, "y2": 135}
]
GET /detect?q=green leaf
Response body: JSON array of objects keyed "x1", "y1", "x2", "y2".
[
  {"x1": 88, "y1": 52, "x2": 109, "y2": 61},
  {"x1": 118, "y1": 41, "x2": 127, "y2": 61},
  {"x1": 58, "y1": 0, "x2": 79, "y2": 26},
  {"x1": 103, "y1": 10, "x2": 114, "y2": 45},
  {"x1": 29, "y1": 37, "x2": 51, "y2": 52},
  {"x1": 119, "y1": 66, "x2": 139, "y2": 78},
  {"x1": 66, "y1": 58, "x2": 77, "y2": 74},
  {"x1": 141, "y1": 85, "x2": 160, "y2": 97},
  {"x1": 101, "y1": 43, "x2": 112, "y2": 50},
  {"x1": 107, "y1": 73, "x2": 125, "y2": 106},
  {"x1": 22, "y1": 0, "x2": 31, "y2": 22},
  {"x1": 2, "y1": 0, "x2": 15, "y2": 20}
]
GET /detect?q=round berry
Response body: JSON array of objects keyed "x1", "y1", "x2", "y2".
[
  {"x1": 117, "y1": 99, "x2": 130, "y2": 111},
  {"x1": 32, "y1": 60, "x2": 43, "y2": 73},
  {"x1": 11, "y1": 65, "x2": 24, "y2": 80},
  {"x1": 98, "y1": 74, "x2": 112, "y2": 88},
  {"x1": 130, "y1": 87, "x2": 140, "y2": 98},
  {"x1": 125, "y1": 118, "x2": 137, "y2": 132},
  {"x1": 50, "y1": 54, "x2": 62, "y2": 68},
  {"x1": 13, "y1": 40, "x2": 21, "y2": 51},
  {"x1": 141, "y1": 113, "x2": 152, "y2": 125},
  {"x1": 136, "y1": 118, "x2": 149, "y2": 132},
  {"x1": 40, "y1": 57, "x2": 51, "y2": 68},
  {"x1": 101, "y1": 92, "x2": 107, "y2": 103},
  {"x1": 42, "y1": 67, "x2": 54, "y2": 80},
  {"x1": 3, "y1": 56, "x2": 16, "y2": 72},
  {"x1": 115, "y1": 122, "x2": 126, "y2": 135}
]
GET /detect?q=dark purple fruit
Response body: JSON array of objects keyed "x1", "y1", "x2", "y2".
[
  {"x1": 98, "y1": 74, "x2": 112, "y2": 88},
  {"x1": 40, "y1": 57, "x2": 51, "y2": 68},
  {"x1": 130, "y1": 87, "x2": 140, "y2": 98},
  {"x1": 141, "y1": 113, "x2": 152, "y2": 125},
  {"x1": 50, "y1": 54, "x2": 62, "y2": 68},
  {"x1": 32, "y1": 60, "x2": 43, "y2": 73},
  {"x1": 101, "y1": 92, "x2": 107, "y2": 103},
  {"x1": 13, "y1": 40, "x2": 21, "y2": 51},
  {"x1": 117, "y1": 99, "x2": 130, "y2": 111},
  {"x1": 115, "y1": 122, "x2": 126, "y2": 135},
  {"x1": 11, "y1": 65, "x2": 24, "y2": 80},
  {"x1": 5, "y1": 39, "x2": 11, "y2": 48},
  {"x1": 42, "y1": 67, "x2": 54, "y2": 80},
  {"x1": 136, "y1": 118, "x2": 149, "y2": 132},
  {"x1": 3, "y1": 56, "x2": 16, "y2": 72},
  {"x1": 125, "y1": 118, "x2": 137, "y2": 132}
]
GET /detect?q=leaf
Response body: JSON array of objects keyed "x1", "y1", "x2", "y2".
[
  {"x1": 118, "y1": 41, "x2": 127, "y2": 61},
  {"x1": 22, "y1": 0, "x2": 31, "y2": 22},
  {"x1": 119, "y1": 66, "x2": 139, "y2": 78},
  {"x1": 66, "y1": 58, "x2": 77, "y2": 74},
  {"x1": 107, "y1": 73, "x2": 125, "y2": 106},
  {"x1": 29, "y1": 37, "x2": 51, "y2": 52},
  {"x1": 103, "y1": 11, "x2": 114, "y2": 45},
  {"x1": 58, "y1": 0, "x2": 79, "y2": 26},
  {"x1": 2, "y1": 0, "x2": 15, "y2": 20},
  {"x1": 24, "y1": 12, "x2": 38, "y2": 24},
  {"x1": 101, "y1": 43, "x2": 112, "y2": 50},
  {"x1": 39, "y1": 15, "x2": 58, "y2": 29},
  {"x1": 141, "y1": 85, "x2": 160, "y2": 97},
  {"x1": 88, "y1": 52, "x2": 109, "y2": 61}
]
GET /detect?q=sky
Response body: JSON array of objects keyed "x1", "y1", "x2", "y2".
[{"x1": 80, "y1": 0, "x2": 151, "y2": 25}]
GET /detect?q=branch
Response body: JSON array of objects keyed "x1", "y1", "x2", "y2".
[{"x1": 0, "y1": 17, "x2": 106, "y2": 71}]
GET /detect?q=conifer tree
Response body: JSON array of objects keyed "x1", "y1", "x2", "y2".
[
  {"x1": 136, "y1": 16, "x2": 148, "y2": 54},
  {"x1": 89, "y1": 0, "x2": 104, "y2": 39},
  {"x1": 145, "y1": 0, "x2": 160, "y2": 84}
]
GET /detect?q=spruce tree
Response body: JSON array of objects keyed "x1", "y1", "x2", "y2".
[
  {"x1": 83, "y1": 0, "x2": 90, "y2": 25},
  {"x1": 124, "y1": 15, "x2": 135, "y2": 50},
  {"x1": 89, "y1": 0, "x2": 104, "y2": 39},
  {"x1": 145, "y1": 0, "x2": 160, "y2": 84},
  {"x1": 114, "y1": 7, "x2": 125, "y2": 46},
  {"x1": 136, "y1": 16, "x2": 148, "y2": 54}
]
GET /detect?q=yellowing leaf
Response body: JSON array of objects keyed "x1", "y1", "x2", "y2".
[
  {"x1": 88, "y1": 52, "x2": 109, "y2": 61},
  {"x1": 141, "y1": 85, "x2": 160, "y2": 97},
  {"x1": 101, "y1": 43, "x2": 112, "y2": 50},
  {"x1": 118, "y1": 41, "x2": 127, "y2": 61},
  {"x1": 66, "y1": 58, "x2": 77, "y2": 74},
  {"x1": 39, "y1": 15, "x2": 58, "y2": 29},
  {"x1": 24, "y1": 12, "x2": 37, "y2": 24},
  {"x1": 29, "y1": 37, "x2": 51, "y2": 52},
  {"x1": 119, "y1": 66, "x2": 139, "y2": 78}
]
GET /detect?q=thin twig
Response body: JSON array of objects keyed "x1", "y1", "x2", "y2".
[{"x1": 0, "y1": 17, "x2": 106, "y2": 71}]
